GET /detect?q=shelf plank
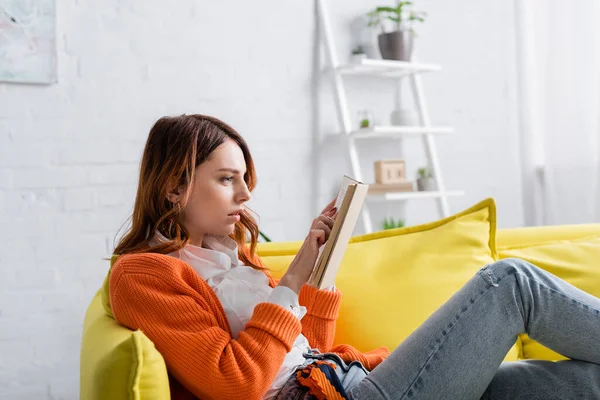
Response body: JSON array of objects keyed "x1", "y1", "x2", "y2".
[
  {"x1": 348, "y1": 126, "x2": 453, "y2": 139},
  {"x1": 337, "y1": 58, "x2": 442, "y2": 78},
  {"x1": 367, "y1": 190, "x2": 465, "y2": 202}
]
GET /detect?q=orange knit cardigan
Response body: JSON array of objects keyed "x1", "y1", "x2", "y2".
[{"x1": 109, "y1": 252, "x2": 390, "y2": 400}]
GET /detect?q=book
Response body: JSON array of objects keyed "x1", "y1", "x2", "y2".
[{"x1": 308, "y1": 175, "x2": 369, "y2": 289}]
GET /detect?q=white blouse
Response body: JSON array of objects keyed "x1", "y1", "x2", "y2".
[{"x1": 158, "y1": 233, "x2": 310, "y2": 399}]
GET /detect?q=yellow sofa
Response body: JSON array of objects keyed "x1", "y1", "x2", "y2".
[{"x1": 80, "y1": 199, "x2": 600, "y2": 399}]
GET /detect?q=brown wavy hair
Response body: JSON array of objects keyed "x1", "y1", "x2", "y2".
[{"x1": 113, "y1": 114, "x2": 263, "y2": 270}]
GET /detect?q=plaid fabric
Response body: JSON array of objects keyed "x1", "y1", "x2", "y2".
[
  {"x1": 296, "y1": 360, "x2": 349, "y2": 399},
  {"x1": 273, "y1": 351, "x2": 369, "y2": 400}
]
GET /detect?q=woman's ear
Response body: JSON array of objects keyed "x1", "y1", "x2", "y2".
[{"x1": 166, "y1": 182, "x2": 184, "y2": 205}]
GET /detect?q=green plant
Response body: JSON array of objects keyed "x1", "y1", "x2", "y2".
[
  {"x1": 258, "y1": 230, "x2": 272, "y2": 242},
  {"x1": 352, "y1": 45, "x2": 366, "y2": 55},
  {"x1": 367, "y1": 2, "x2": 427, "y2": 33},
  {"x1": 417, "y1": 166, "x2": 433, "y2": 179},
  {"x1": 360, "y1": 118, "x2": 370, "y2": 128},
  {"x1": 382, "y1": 217, "x2": 406, "y2": 230}
]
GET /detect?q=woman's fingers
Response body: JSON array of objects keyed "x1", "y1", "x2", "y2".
[
  {"x1": 309, "y1": 229, "x2": 326, "y2": 247},
  {"x1": 316, "y1": 214, "x2": 335, "y2": 230},
  {"x1": 306, "y1": 202, "x2": 338, "y2": 249},
  {"x1": 315, "y1": 220, "x2": 331, "y2": 238},
  {"x1": 320, "y1": 197, "x2": 337, "y2": 215}
]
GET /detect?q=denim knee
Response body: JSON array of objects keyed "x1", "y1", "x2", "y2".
[{"x1": 480, "y1": 258, "x2": 534, "y2": 286}]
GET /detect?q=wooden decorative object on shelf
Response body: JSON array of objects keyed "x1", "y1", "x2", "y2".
[
  {"x1": 374, "y1": 160, "x2": 406, "y2": 184},
  {"x1": 368, "y1": 181, "x2": 414, "y2": 194}
]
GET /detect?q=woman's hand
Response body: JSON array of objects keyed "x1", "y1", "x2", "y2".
[{"x1": 277, "y1": 198, "x2": 338, "y2": 294}]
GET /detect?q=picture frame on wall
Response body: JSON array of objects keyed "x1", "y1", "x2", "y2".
[{"x1": 0, "y1": 0, "x2": 57, "y2": 84}]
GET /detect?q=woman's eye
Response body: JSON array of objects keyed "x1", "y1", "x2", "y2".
[{"x1": 221, "y1": 176, "x2": 234, "y2": 183}]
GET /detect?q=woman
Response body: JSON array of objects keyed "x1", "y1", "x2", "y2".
[{"x1": 110, "y1": 114, "x2": 600, "y2": 400}]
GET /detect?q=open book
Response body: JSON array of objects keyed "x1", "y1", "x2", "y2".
[{"x1": 308, "y1": 175, "x2": 369, "y2": 289}]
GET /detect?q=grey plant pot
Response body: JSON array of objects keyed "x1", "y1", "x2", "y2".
[
  {"x1": 378, "y1": 30, "x2": 414, "y2": 61},
  {"x1": 416, "y1": 177, "x2": 436, "y2": 192}
]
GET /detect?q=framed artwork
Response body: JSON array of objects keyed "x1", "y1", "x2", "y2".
[{"x1": 0, "y1": 0, "x2": 56, "y2": 84}]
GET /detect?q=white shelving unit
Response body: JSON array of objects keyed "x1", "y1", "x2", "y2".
[
  {"x1": 368, "y1": 190, "x2": 465, "y2": 202},
  {"x1": 348, "y1": 126, "x2": 453, "y2": 139},
  {"x1": 337, "y1": 58, "x2": 442, "y2": 78},
  {"x1": 317, "y1": 0, "x2": 463, "y2": 233}
]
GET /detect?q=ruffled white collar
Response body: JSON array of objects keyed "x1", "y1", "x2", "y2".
[{"x1": 151, "y1": 232, "x2": 242, "y2": 280}]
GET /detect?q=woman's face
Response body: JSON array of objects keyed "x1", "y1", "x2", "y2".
[{"x1": 176, "y1": 138, "x2": 251, "y2": 246}]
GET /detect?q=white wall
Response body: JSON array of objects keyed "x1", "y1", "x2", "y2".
[{"x1": 0, "y1": 0, "x2": 521, "y2": 398}]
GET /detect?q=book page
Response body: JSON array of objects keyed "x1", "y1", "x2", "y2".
[{"x1": 334, "y1": 176, "x2": 355, "y2": 208}]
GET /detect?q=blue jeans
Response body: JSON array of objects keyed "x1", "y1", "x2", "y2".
[{"x1": 348, "y1": 258, "x2": 600, "y2": 399}]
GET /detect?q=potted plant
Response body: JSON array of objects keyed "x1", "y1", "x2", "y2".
[
  {"x1": 416, "y1": 166, "x2": 436, "y2": 191},
  {"x1": 357, "y1": 109, "x2": 374, "y2": 129},
  {"x1": 382, "y1": 216, "x2": 406, "y2": 230},
  {"x1": 351, "y1": 45, "x2": 367, "y2": 63},
  {"x1": 367, "y1": 2, "x2": 426, "y2": 61}
]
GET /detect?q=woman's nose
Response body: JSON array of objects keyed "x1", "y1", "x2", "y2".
[{"x1": 237, "y1": 183, "x2": 251, "y2": 203}]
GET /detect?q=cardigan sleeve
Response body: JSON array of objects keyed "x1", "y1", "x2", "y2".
[
  {"x1": 109, "y1": 255, "x2": 302, "y2": 400},
  {"x1": 251, "y1": 248, "x2": 342, "y2": 351},
  {"x1": 298, "y1": 284, "x2": 342, "y2": 352}
]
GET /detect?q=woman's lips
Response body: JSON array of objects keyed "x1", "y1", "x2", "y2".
[{"x1": 227, "y1": 213, "x2": 241, "y2": 221}]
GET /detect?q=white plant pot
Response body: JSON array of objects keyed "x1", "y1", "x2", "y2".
[
  {"x1": 416, "y1": 177, "x2": 436, "y2": 192},
  {"x1": 351, "y1": 53, "x2": 367, "y2": 63}
]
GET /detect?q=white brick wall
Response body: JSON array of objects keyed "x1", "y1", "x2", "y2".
[{"x1": 0, "y1": 0, "x2": 521, "y2": 398}]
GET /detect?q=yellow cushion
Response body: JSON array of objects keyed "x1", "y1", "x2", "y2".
[
  {"x1": 498, "y1": 234, "x2": 600, "y2": 361},
  {"x1": 497, "y1": 223, "x2": 600, "y2": 249},
  {"x1": 258, "y1": 198, "x2": 519, "y2": 361},
  {"x1": 80, "y1": 278, "x2": 170, "y2": 399}
]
